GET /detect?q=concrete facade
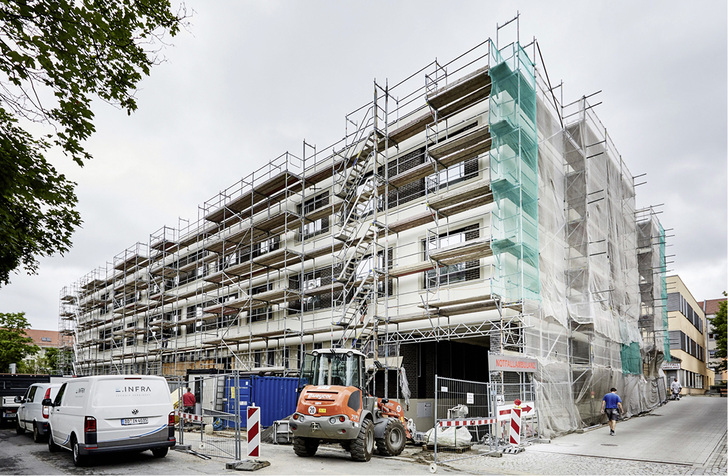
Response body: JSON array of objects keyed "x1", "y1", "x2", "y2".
[{"x1": 667, "y1": 275, "x2": 714, "y2": 393}]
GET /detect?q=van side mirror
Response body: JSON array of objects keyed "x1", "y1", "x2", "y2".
[
  {"x1": 14, "y1": 396, "x2": 24, "y2": 403},
  {"x1": 42, "y1": 398, "x2": 54, "y2": 406}
]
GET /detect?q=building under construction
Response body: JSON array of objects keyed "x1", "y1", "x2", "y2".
[{"x1": 58, "y1": 20, "x2": 669, "y2": 436}]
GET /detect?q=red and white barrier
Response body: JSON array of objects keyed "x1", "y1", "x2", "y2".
[
  {"x1": 247, "y1": 405, "x2": 260, "y2": 458},
  {"x1": 176, "y1": 410, "x2": 203, "y2": 422},
  {"x1": 438, "y1": 418, "x2": 496, "y2": 427},
  {"x1": 509, "y1": 400, "x2": 522, "y2": 446}
]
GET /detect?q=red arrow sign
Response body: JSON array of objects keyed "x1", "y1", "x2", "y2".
[{"x1": 497, "y1": 401, "x2": 535, "y2": 420}]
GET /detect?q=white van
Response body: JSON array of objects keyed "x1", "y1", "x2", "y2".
[
  {"x1": 16, "y1": 383, "x2": 63, "y2": 442},
  {"x1": 44, "y1": 375, "x2": 175, "y2": 466}
]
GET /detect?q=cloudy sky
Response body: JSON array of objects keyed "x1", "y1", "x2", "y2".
[{"x1": 1, "y1": 0, "x2": 726, "y2": 331}]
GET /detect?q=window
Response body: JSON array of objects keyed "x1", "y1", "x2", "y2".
[
  {"x1": 54, "y1": 383, "x2": 66, "y2": 406},
  {"x1": 423, "y1": 225, "x2": 480, "y2": 287},
  {"x1": 41, "y1": 337, "x2": 51, "y2": 342},
  {"x1": 288, "y1": 267, "x2": 338, "y2": 314},
  {"x1": 283, "y1": 347, "x2": 290, "y2": 369},
  {"x1": 252, "y1": 284, "x2": 270, "y2": 296},
  {"x1": 305, "y1": 276, "x2": 321, "y2": 291},
  {"x1": 248, "y1": 284, "x2": 272, "y2": 322},
  {"x1": 254, "y1": 236, "x2": 280, "y2": 257},
  {"x1": 386, "y1": 147, "x2": 426, "y2": 208},
  {"x1": 667, "y1": 293, "x2": 703, "y2": 333},
  {"x1": 300, "y1": 193, "x2": 329, "y2": 240},
  {"x1": 27, "y1": 386, "x2": 38, "y2": 402},
  {"x1": 669, "y1": 330, "x2": 705, "y2": 361},
  {"x1": 302, "y1": 219, "x2": 322, "y2": 238},
  {"x1": 427, "y1": 157, "x2": 479, "y2": 193},
  {"x1": 250, "y1": 306, "x2": 271, "y2": 322},
  {"x1": 267, "y1": 348, "x2": 276, "y2": 367}
]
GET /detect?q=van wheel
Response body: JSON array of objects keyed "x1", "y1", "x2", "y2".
[
  {"x1": 16, "y1": 419, "x2": 25, "y2": 435},
  {"x1": 376, "y1": 419, "x2": 406, "y2": 456},
  {"x1": 293, "y1": 437, "x2": 319, "y2": 457},
  {"x1": 33, "y1": 423, "x2": 42, "y2": 443},
  {"x1": 72, "y1": 435, "x2": 86, "y2": 467},
  {"x1": 47, "y1": 428, "x2": 59, "y2": 453},
  {"x1": 350, "y1": 418, "x2": 374, "y2": 462},
  {"x1": 152, "y1": 447, "x2": 168, "y2": 458}
]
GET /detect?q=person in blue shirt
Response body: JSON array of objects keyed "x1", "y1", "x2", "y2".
[{"x1": 600, "y1": 387, "x2": 624, "y2": 436}]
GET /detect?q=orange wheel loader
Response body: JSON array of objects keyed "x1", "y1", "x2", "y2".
[{"x1": 289, "y1": 348, "x2": 410, "y2": 462}]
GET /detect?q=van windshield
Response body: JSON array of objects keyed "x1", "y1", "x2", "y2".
[{"x1": 93, "y1": 379, "x2": 170, "y2": 407}]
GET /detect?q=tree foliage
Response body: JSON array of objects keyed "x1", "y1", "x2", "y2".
[
  {"x1": 18, "y1": 346, "x2": 74, "y2": 373},
  {"x1": 714, "y1": 293, "x2": 727, "y2": 371},
  {"x1": 0, "y1": 0, "x2": 186, "y2": 285},
  {"x1": 0, "y1": 312, "x2": 39, "y2": 372}
]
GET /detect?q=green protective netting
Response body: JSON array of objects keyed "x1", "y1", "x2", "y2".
[
  {"x1": 621, "y1": 342, "x2": 642, "y2": 375},
  {"x1": 489, "y1": 41, "x2": 539, "y2": 304}
]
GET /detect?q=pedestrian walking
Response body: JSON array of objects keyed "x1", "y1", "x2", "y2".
[
  {"x1": 670, "y1": 378, "x2": 682, "y2": 400},
  {"x1": 600, "y1": 387, "x2": 624, "y2": 436},
  {"x1": 183, "y1": 387, "x2": 196, "y2": 414}
]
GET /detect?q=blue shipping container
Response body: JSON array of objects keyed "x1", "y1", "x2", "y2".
[{"x1": 225, "y1": 376, "x2": 299, "y2": 428}]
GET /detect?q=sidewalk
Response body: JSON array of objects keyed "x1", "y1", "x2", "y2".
[{"x1": 444, "y1": 395, "x2": 727, "y2": 475}]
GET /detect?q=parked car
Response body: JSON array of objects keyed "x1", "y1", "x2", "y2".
[
  {"x1": 0, "y1": 374, "x2": 54, "y2": 426},
  {"x1": 44, "y1": 375, "x2": 176, "y2": 466},
  {"x1": 16, "y1": 383, "x2": 63, "y2": 442}
]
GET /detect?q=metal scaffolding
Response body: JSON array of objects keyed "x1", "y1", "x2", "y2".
[{"x1": 59, "y1": 21, "x2": 667, "y2": 436}]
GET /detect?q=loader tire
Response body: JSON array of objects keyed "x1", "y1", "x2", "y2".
[
  {"x1": 376, "y1": 419, "x2": 406, "y2": 456},
  {"x1": 350, "y1": 418, "x2": 374, "y2": 462},
  {"x1": 293, "y1": 436, "x2": 319, "y2": 457}
]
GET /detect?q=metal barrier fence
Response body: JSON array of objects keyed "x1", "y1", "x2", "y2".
[
  {"x1": 175, "y1": 372, "x2": 244, "y2": 460},
  {"x1": 431, "y1": 374, "x2": 537, "y2": 472},
  {"x1": 432, "y1": 375, "x2": 498, "y2": 471}
]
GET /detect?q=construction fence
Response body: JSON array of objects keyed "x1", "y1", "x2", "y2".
[
  {"x1": 170, "y1": 372, "x2": 298, "y2": 460},
  {"x1": 430, "y1": 374, "x2": 538, "y2": 470}
]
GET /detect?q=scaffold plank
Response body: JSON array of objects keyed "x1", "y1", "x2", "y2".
[
  {"x1": 427, "y1": 66, "x2": 491, "y2": 111},
  {"x1": 438, "y1": 137, "x2": 492, "y2": 168},
  {"x1": 388, "y1": 108, "x2": 434, "y2": 145},
  {"x1": 428, "y1": 238, "x2": 492, "y2": 265},
  {"x1": 422, "y1": 294, "x2": 495, "y2": 308},
  {"x1": 389, "y1": 211, "x2": 434, "y2": 234},
  {"x1": 429, "y1": 124, "x2": 490, "y2": 160},
  {"x1": 428, "y1": 180, "x2": 492, "y2": 211},
  {"x1": 204, "y1": 171, "x2": 303, "y2": 224},
  {"x1": 389, "y1": 261, "x2": 434, "y2": 278}
]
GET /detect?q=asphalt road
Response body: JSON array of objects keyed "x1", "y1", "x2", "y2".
[
  {"x1": 1, "y1": 396, "x2": 725, "y2": 475},
  {"x1": 0, "y1": 424, "x2": 437, "y2": 475}
]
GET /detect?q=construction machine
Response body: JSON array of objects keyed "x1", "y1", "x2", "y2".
[{"x1": 289, "y1": 348, "x2": 409, "y2": 462}]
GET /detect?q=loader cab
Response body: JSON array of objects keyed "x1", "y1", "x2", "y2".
[{"x1": 299, "y1": 349, "x2": 366, "y2": 390}]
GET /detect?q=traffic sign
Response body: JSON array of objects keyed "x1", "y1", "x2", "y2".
[{"x1": 497, "y1": 401, "x2": 535, "y2": 421}]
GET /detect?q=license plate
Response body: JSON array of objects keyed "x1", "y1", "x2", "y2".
[
  {"x1": 4, "y1": 413, "x2": 17, "y2": 418},
  {"x1": 121, "y1": 417, "x2": 148, "y2": 426}
]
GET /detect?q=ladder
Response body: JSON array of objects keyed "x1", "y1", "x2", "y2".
[{"x1": 332, "y1": 90, "x2": 389, "y2": 351}]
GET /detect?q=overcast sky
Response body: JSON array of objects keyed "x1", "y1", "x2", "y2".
[{"x1": 1, "y1": 0, "x2": 726, "y2": 331}]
